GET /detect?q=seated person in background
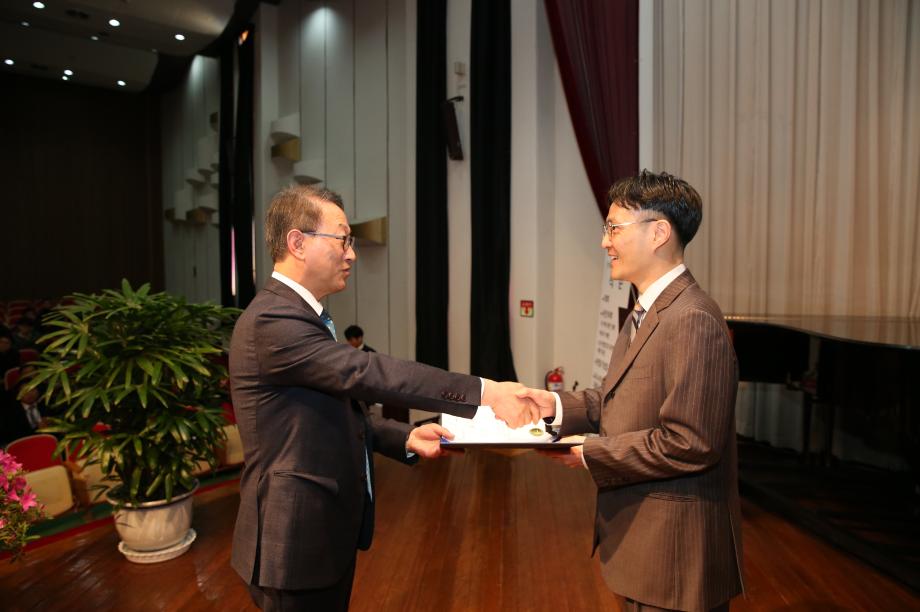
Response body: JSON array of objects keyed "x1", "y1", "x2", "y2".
[
  {"x1": 0, "y1": 330, "x2": 19, "y2": 374},
  {"x1": 344, "y1": 325, "x2": 374, "y2": 352},
  {"x1": 0, "y1": 366, "x2": 46, "y2": 446},
  {"x1": 11, "y1": 317, "x2": 40, "y2": 350}
]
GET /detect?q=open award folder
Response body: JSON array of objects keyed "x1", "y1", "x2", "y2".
[{"x1": 439, "y1": 406, "x2": 580, "y2": 449}]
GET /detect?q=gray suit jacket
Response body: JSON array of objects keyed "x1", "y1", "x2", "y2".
[
  {"x1": 559, "y1": 270, "x2": 743, "y2": 612},
  {"x1": 229, "y1": 279, "x2": 480, "y2": 590}
]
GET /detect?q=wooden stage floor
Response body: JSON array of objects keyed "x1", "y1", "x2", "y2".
[{"x1": 2, "y1": 450, "x2": 918, "y2": 611}]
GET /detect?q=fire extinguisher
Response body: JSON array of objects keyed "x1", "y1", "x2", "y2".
[{"x1": 545, "y1": 367, "x2": 564, "y2": 393}]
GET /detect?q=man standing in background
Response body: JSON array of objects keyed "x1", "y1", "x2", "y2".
[{"x1": 344, "y1": 325, "x2": 374, "y2": 352}]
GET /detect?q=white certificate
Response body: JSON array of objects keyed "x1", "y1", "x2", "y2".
[{"x1": 440, "y1": 406, "x2": 570, "y2": 448}]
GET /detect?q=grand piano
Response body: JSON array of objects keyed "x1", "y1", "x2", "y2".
[{"x1": 726, "y1": 315, "x2": 920, "y2": 590}]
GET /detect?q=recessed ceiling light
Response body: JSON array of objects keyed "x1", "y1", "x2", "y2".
[
  {"x1": 117, "y1": 80, "x2": 126, "y2": 87},
  {"x1": 91, "y1": 35, "x2": 99, "y2": 41},
  {"x1": 22, "y1": 21, "x2": 30, "y2": 27},
  {"x1": 174, "y1": 33, "x2": 186, "y2": 41},
  {"x1": 64, "y1": 69, "x2": 73, "y2": 76},
  {"x1": 62, "y1": 75, "x2": 69, "y2": 81},
  {"x1": 108, "y1": 18, "x2": 120, "y2": 27},
  {"x1": 4, "y1": 59, "x2": 14, "y2": 66},
  {"x1": 33, "y1": 2, "x2": 45, "y2": 9}
]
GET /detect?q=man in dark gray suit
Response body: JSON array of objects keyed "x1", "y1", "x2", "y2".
[{"x1": 230, "y1": 184, "x2": 538, "y2": 611}]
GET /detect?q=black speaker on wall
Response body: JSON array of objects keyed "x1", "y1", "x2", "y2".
[{"x1": 443, "y1": 96, "x2": 464, "y2": 160}]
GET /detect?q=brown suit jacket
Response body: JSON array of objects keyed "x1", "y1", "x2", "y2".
[
  {"x1": 559, "y1": 270, "x2": 743, "y2": 612},
  {"x1": 229, "y1": 279, "x2": 480, "y2": 590}
]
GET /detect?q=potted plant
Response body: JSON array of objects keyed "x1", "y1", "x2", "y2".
[{"x1": 22, "y1": 280, "x2": 238, "y2": 562}]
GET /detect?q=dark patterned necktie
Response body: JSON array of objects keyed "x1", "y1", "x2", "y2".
[
  {"x1": 319, "y1": 309, "x2": 337, "y2": 341},
  {"x1": 628, "y1": 302, "x2": 645, "y2": 345}
]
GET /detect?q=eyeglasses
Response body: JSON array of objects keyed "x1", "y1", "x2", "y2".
[
  {"x1": 602, "y1": 218, "x2": 658, "y2": 237},
  {"x1": 302, "y1": 231, "x2": 356, "y2": 252}
]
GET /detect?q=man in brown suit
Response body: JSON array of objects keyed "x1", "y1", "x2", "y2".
[
  {"x1": 522, "y1": 171, "x2": 743, "y2": 611},
  {"x1": 230, "y1": 185, "x2": 539, "y2": 611}
]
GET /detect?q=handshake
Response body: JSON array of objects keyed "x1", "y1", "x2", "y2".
[{"x1": 406, "y1": 380, "x2": 559, "y2": 459}]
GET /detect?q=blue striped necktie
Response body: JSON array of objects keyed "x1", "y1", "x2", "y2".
[
  {"x1": 319, "y1": 309, "x2": 337, "y2": 341},
  {"x1": 319, "y1": 308, "x2": 372, "y2": 498}
]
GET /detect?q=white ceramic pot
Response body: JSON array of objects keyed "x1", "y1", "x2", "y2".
[{"x1": 107, "y1": 480, "x2": 198, "y2": 552}]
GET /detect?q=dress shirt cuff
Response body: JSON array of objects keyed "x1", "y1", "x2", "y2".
[{"x1": 547, "y1": 392, "x2": 563, "y2": 427}]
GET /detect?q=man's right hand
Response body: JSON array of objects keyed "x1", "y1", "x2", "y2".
[
  {"x1": 514, "y1": 386, "x2": 557, "y2": 421},
  {"x1": 481, "y1": 380, "x2": 541, "y2": 428}
]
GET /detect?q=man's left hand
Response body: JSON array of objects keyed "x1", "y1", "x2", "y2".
[
  {"x1": 537, "y1": 435, "x2": 586, "y2": 469},
  {"x1": 407, "y1": 423, "x2": 456, "y2": 459}
]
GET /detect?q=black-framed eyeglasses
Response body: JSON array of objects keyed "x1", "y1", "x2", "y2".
[
  {"x1": 302, "y1": 231, "x2": 356, "y2": 252},
  {"x1": 602, "y1": 218, "x2": 658, "y2": 237}
]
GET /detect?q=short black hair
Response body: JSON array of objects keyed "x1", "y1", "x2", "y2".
[
  {"x1": 607, "y1": 170, "x2": 703, "y2": 248},
  {"x1": 344, "y1": 325, "x2": 364, "y2": 340}
]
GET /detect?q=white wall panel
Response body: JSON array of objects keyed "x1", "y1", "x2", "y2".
[
  {"x1": 300, "y1": 2, "x2": 327, "y2": 187},
  {"x1": 445, "y1": 0, "x2": 473, "y2": 375},
  {"x1": 323, "y1": 0, "x2": 357, "y2": 334},
  {"x1": 352, "y1": 0, "x2": 390, "y2": 353},
  {"x1": 386, "y1": 0, "x2": 414, "y2": 360}
]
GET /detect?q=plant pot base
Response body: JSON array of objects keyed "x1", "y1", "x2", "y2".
[{"x1": 117, "y1": 528, "x2": 196, "y2": 564}]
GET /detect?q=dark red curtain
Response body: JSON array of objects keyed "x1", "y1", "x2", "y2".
[{"x1": 544, "y1": 0, "x2": 639, "y2": 218}]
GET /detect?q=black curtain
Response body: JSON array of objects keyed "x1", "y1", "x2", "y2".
[
  {"x1": 469, "y1": 0, "x2": 517, "y2": 381},
  {"x1": 415, "y1": 0, "x2": 450, "y2": 369},
  {"x1": 218, "y1": 39, "x2": 235, "y2": 308},
  {"x1": 232, "y1": 26, "x2": 257, "y2": 307}
]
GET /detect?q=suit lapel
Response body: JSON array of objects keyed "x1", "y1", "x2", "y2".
[
  {"x1": 602, "y1": 321, "x2": 632, "y2": 398},
  {"x1": 265, "y1": 278, "x2": 322, "y2": 319},
  {"x1": 601, "y1": 270, "x2": 697, "y2": 396}
]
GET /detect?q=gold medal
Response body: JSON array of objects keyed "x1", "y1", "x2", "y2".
[{"x1": 529, "y1": 427, "x2": 543, "y2": 436}]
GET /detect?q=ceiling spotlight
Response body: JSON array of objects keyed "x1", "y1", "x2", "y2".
[
  {"x1": 91, "y1": 35, "x2": 99, "y2": 41},
  {"x1": 174, "y1": 33, "x2": 186, "y2": 41},
  {"x1": 117, "y1": 80, "x2": 126, "y2": 87},
  {"x1": 64, "y1": 69, "x2": 73, "y2": 76},
  {"x1": 108, "y1": 18, "x2": 120, "y2": 27},
  {"x1": 22, "y1": 21, "x2": 30, "y2": 27},
  {"x1": 4, "y1": 59, "x2": 14, "y2": 66},
  {"x1": 33, "y1": 2, "x2": 45, "y2": 9},
  {"x1": 62, "y1": 75, "x2": 69, "y2": 81}
]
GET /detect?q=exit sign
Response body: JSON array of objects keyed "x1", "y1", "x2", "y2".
[{"x1": 520, "y1": 300, "x2": 534, "y2": 317}]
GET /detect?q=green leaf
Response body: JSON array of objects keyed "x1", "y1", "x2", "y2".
[
  {"x1": 129, "y1": 466, "x2": 141, "y2": 499},
  {"x1": 124, "y1": 360, "x2": 134, "y2": 390},
  {"x1": 121, "y1": 278, "x2": 135, "y2": 299},
  {"x1": 144, "y1": 474, "x2": 164, "y2": 498}
]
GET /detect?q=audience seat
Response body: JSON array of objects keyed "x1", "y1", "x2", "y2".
[
  {"x1": 219, "y1": 424, "x2": 245, "y2": 466},
  {"x1": 5, "y1": 434, "x2": 62, "y2": 472},
  {"x1": 4, "y1": 367, "x2": 19, "y2": 391},
  {"x1": 24, "y1": 465, "x2": 74, "y2": 517},
  {"x1": 18, "y1": 348, "x2": 39, "y2": 364},
  {"x1": 65, "y1": 440, "x2": 112, "y2": 506}
]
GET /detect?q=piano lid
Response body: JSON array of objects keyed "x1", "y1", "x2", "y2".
[{"x1": 725, "y1": 315, "x2": 920, "y2": 350}]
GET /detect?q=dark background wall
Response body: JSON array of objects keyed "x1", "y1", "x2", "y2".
[{"x1": 0, "y1": 73, "x2": 163, "y2": 300}]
